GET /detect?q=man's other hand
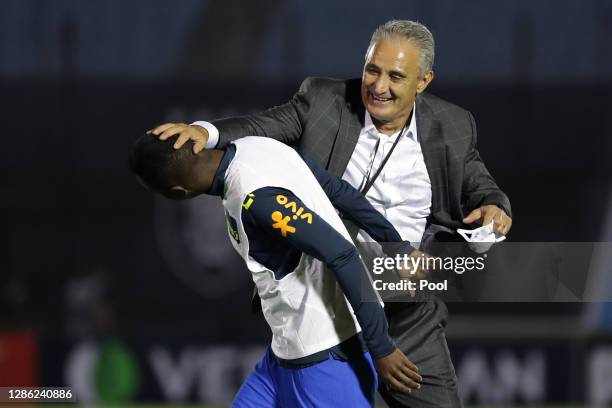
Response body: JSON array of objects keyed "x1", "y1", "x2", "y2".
[
  {"x1": 148, "y1": 123, "x2": 208, "y2": 154},
  {"x1": 463, "y1": 204, "x2": 512, "y2": 235},
  {"x1": 397, "y1": 249, "x2": 439, "y2": 297},
  {"x1": 375, "y1": 348, "x2": 422, "y2": 394},
  {"x1": 396, "y1": 249, "x2": 435, "y2": 280}
]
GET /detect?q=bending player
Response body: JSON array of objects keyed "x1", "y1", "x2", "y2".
[{"x1": 129, "y1": 134, "x2": 422, "y2": 407}]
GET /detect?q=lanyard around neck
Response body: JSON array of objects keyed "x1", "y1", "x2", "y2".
[{"x1": 360, "y1": 124, "x2": 407, "y2": 195}]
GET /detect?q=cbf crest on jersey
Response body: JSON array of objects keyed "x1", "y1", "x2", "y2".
[{"x1": 225, "y1": 210, "x2": 241, "y2": 244}]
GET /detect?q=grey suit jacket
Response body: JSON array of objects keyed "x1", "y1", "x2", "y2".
[{"x1": 213, "y1": 77, "x2": 511, "y2": 231}]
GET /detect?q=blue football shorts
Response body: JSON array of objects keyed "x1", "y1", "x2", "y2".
[{"x1": 232, "y1": 346, "x2": 378, "y2": 407}]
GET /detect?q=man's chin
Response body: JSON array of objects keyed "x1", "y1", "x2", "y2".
[{"x1": 366, "y1": 106, "x2": 393, "y2": 123}]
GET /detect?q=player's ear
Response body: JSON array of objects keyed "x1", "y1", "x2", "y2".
[{"x1": 166, "y1": 185, "x2": 192, "y2": 200}]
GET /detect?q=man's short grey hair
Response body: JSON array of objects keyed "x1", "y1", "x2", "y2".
[{"x1": 366, "y1": 20, "x2": 435, "y2": 78}]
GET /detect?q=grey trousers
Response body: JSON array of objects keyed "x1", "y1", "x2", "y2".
[{"x1": 379, "y1": 299, "x2": 463, "y2": 408}]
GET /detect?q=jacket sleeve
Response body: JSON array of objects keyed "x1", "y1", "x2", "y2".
[
  {"x1": 211, "y1": 77, "x2": 321, "y2": 149},
  {"x1": 462, "y1": 111, "x2": 512, "y2": 217}
]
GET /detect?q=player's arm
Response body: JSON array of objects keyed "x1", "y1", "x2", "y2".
[
  {"x1": 149, "y1": 77, "x2": 320, "y2": 151},
  {"x1": 243, "y1": 187, "x2": 422, "y2": 392},
  {"x1": 302, "y1": 156, "x2": 416, "y2": 256},
  {"x1": 213, "y1": 77, "x2": 325, "y2": 148}
]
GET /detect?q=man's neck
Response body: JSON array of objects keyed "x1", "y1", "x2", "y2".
[{"x1": 372, "y1": 110, "x2": 413, "y2": 136}]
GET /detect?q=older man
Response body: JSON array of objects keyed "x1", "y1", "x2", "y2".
[{"x1": 152, "y1": 20, "x2": 512, "y2": 408}]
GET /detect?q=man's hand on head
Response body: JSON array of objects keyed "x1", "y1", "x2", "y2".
[
  {"x1": 462, "y1": 204, "x2": 512, "y2": 235},
  {"x1": 148, "y1": 123, "x2": 209, "y2": 154}
]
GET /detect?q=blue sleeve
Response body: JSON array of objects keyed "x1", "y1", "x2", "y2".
[
  {"x1": 244, "y1": 186, "x2": 396, "y2": 359},
  {"x1": 302, "y1": 156, "x2": 415, "y2": 256}
]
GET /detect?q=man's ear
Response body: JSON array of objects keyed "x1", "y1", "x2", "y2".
[
  {"x1": 170, "y1": 185, "x2": 191, "y2": 197},
  {"x1": 416, "y1": 70, "x2": 434, "y2": 94}
]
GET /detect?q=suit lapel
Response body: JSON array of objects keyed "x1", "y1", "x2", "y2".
[
  {"x1": 416, "y1": 94, "x2": 448, "y2": 217},
  {"x1": 325, "y1": 90, "x2": 451, "y2": 222},
  {"x1": 327, "y1": 99, "x2": 364, "y2": 177}
]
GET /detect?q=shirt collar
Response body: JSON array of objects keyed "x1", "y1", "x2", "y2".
[
  {"x1": 363, "y1": 111, "x2": 378, "y2": 135},
  {"x1": 207, "y1": 143, "x2": 236, "y2": 198},
  {"x1": 363, "y1": 102, "x2": 418, "y2": 142}
]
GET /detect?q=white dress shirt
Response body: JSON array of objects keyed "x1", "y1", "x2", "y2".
[
  {"x1": 341, "y1": 104, "x2": 432, "y2": 245},
  {"x1": 192, "y1": 120, "x2": 221, "y2": 149},
  {"x1": 194, "y1": 102, "x2": 432, "y2": 244}
]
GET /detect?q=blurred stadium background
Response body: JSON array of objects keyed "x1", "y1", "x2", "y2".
[{"x1": 1, "y1": 0, "x2": 612, "y2": 406}]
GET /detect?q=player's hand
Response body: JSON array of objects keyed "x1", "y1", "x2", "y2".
[
  {"x1": 396, "y1": 250, "x2": 431, "y2": 280},
  {"x1": 396, "y1": 249, "x2": 437, "y2": 297},
  {"x1": 463, "y1": 205, "x2": 512, "y2": 235},
  {"x1": 148, "y1": 123, "x2": 209, "y2": 154},
  {"x1": 375, "y1": 348, "x2": 422, "y2": 394}
]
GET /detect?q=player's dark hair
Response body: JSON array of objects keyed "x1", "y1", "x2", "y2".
[{"x1": 128, "y1": 134, "x2": 194, "y2": 191}]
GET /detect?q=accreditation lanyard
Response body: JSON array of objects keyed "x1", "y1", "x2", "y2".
[{"x1": 360, "y1": 125, "x2": 407, "y2": 195}]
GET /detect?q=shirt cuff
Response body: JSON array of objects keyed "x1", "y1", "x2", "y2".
[
  {"x1": 191, "y1": 121, "x2": 219, "y2": 149},
  {"x1": 368, "y1": 333, "x2": 396, "y2": 360}
]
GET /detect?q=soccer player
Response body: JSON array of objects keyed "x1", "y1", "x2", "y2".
[{"x1": 129, "y1": 134, "x2": 422, "y2": 407}]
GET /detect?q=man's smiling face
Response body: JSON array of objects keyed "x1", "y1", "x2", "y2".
[{"x1": 361, "y1": 37, "x2": 432, "y2": 134}]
